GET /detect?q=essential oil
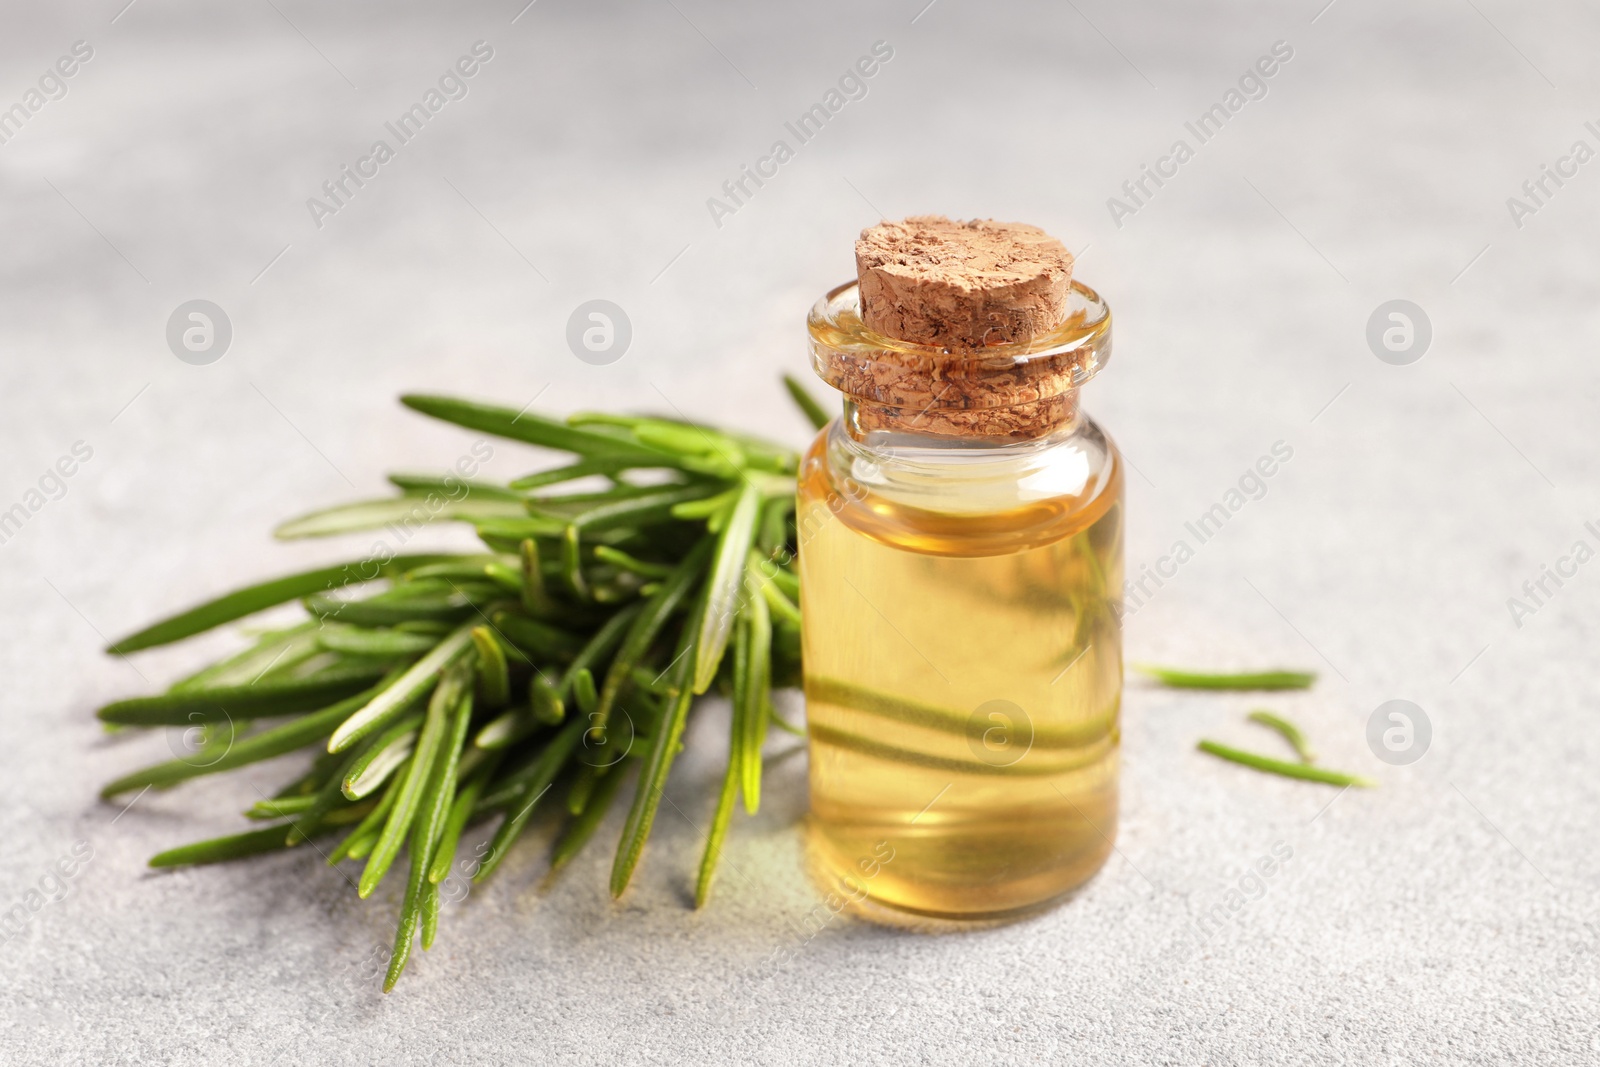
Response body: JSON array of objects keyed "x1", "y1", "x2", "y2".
[{"x1": 798, "y1": 216, "x2": 1123, "y2": 923}]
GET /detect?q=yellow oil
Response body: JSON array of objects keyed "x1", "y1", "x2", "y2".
[{"x1": 798, "y1": 432, "x2": 1123, "y2": 923}]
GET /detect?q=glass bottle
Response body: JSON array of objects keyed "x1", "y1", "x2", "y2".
[{"x1": 797, "y1": 277, "x2": 1122, "y2": 925}]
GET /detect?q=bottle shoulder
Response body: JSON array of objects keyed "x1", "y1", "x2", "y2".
[{"x1": 798, "y1": 417, "x2": 1123, "y2": 557}]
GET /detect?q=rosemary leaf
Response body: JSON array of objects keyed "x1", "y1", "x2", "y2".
[
  {"x1": 591, "y1": 539, "x2": 712, "y2": 736},
  {"x1": 610, "y1": 583, "x2": 705, "y2": 898},
  {"x1": 150, "y1": 825, "x2": 306, "y2": 868},
  {"x1": 276, "y1": 497, "x2": 528, "y2": 540},
  {"x1": 99, "y1": 680, "x2": 390, "y2": 798},
  {"x1": 1246, "y1": 710, "x2": 1317, "y2": 763},
  {"x1": 1197, "y1": 740, "x2": 1375, "y2": 788},
  {"x1": 328, "y1": 624, "x2": 475, "y2": 753},
  {"x1": 358, "y1": 670, "x2": 463, "y2": 898},
  {"x1": 783, "y1": 374, "x2": 830, "y2": 430},
  {"x1": 473, "y1": 717, "x2": 585, "y2": 885},
  {"x1": 738, "y1": 556, "x2": 773, "y2": 814},
  {"x1": 549, "y1": 762, "x2": 629, "y2": 874},
  {"x1": 470, "y1": 626, "x2": 511, "y2": 707},
  {"x1": 1132, "y1": 664, "x2": 1316, "y2": 691},
  {"x1": 98, "y1": 662, "x2": 393, "y2": 726},
  {"x1": 104, "y1": 556, "x2": 452, "y2": 654},
  {"x1": 401, "y1": 394, "x2": 680, "y2": 465},
  {"x1": 693, "y1": 482, "x2": 761, "y2": 694}
]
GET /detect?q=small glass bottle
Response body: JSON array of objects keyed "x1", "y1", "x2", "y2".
[{"x1": 797, "y1": 245, "x2": 1122, "y2": 925}]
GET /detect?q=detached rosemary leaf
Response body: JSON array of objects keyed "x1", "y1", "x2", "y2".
[
  {"x1": 328, "y1": 624, "x2": 475, "y2": 753},
  {"x1": 105, "y1": 556, "x2": 450, "y2": 654},
  {"x1": 693, "y1": 482, "x2": 761, "y2": 694},
  {"x1": 783, "y1": 374, "x2": 831, "y2": 431},
  {"x1": 98, "y1": 662, "x2": 392, "y2": 726},
  {"x1": 1132, "y1": 665, "x2": 1316, "y2": 691},
  {"x1": 1247, "y1": 710, "x2": 1317, "y2": 763},
  {"x1": 806, "y1": 675, "x2": 1114, "y2": 750},
  {"x1": 1197, "y1": 740, "x2": 1375, "y2": 788}
]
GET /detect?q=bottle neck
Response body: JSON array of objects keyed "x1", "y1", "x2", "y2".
[
  {"x1": 807, "y1": 278, "x2": 1112, "y2": 446},
  {"x1": 840, "y1": 388, "x2": 1082, "y2": 446}
]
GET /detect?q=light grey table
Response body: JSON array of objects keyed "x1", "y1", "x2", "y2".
[{"x1": 2, "y1": 1, "x2": 1595, "y2": 1063}]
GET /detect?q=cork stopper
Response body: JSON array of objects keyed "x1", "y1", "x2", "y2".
[
  {"x1": 855, "y1": 216, "x2": 1075, "y2": 349},
  {"x1": 808, "y1": 215, "x2": 1105, "y2": 440}
]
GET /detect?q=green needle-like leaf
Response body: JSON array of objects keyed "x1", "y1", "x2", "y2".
[
  {"x1": 611, "y1": 585, "x2": 705, "y2": 898},
  {"x1": 328, "y1": 624, "x2": 475, "y2": 753},
  {"x1": 98, "y1": 662, "x2": 392, "y2": 726},
  {"x1": 104, "y1": 556, "x2": 452, "y2": 654},
  {"x1": 693, "y1": 482, "x2": 761, "y2": 694},
  {"x1": 100, "y1": 680, "x2": 391, "y2": 797},
  {"x1": 149, "y1": 825, "x2": 306, "y2": 867},
  {"x1": 358, "y1": 669, "x2": 462, "y2": 898},
  {"x1": 590, "y1": 539, "x2": 711, "y2": 736},
  {"x1": 318, "y1": 626, "x2": 440, "y2": 657},
  {"x1": 401, "y1": 394, "x2": 681, "y2": 464},
  {"x1": 697, "y1": 621, "x2": 749, "y2": 909},
  {"x1": 341, "y1": 713, "x2": 423, "y2": 800},
  {"x1": 783, "y1": 374, "x2": 831, "y2": 431},
  {"x1": 473, "y1": 717, "x2": 585, "y2": 885},
  {"x1": 1197, "y1": 740, "x2": 1375, "y2": 788},
  {"x1": 471, "y1": 626, "x2": 510, "y2": 707},
  {"x1": 1131, "y1": 665, "x2": 1316, "y2": 691},
  {"x1": 738, "y1": 557, "x2": 772, "y2": 813},
  {"x1": 388, "y1": 473, "x2": 523, "y2": 500},
  {"x1": 428, "y1": 757, "x2": 499, "y2": 884},
  {"x1": 275, "y1": 497, "x2": 527, "y2": 540},
  {"x1": 387, "y1": 667, "x2": 474, "y2": 988},
  {"x1": 1246, "y1": 710, "x2": 1317, "y2": 763},
  {"x1": 550, "y1": 763, "x2": 629, "y2": 874},
  {"x1": 327, "y1": 770, "x2": 406, "y2": 865}
]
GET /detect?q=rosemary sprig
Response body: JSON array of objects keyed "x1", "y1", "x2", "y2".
[{"x1": 101, "y1": 381, "x2": 819, "y2": 990}]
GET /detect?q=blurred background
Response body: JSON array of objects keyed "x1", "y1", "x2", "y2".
[{"x1": 2, "y1": 1, "x2": 1597, "y2": 1062}]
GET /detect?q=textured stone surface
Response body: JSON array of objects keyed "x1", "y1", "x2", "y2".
[{"x1": 1, "y1": 1, "x2": 1597, "y2": 1064}]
